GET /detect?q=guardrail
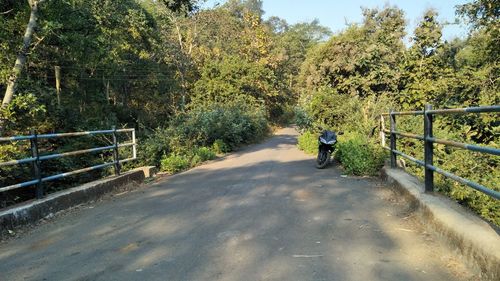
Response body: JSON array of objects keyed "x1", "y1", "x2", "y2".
[
  {"x1": 380, "y1": 104, "x2": 499, "y2": 200},
  {"x1": 0, "y1": 127, "x2": 137, "y2": 199}
]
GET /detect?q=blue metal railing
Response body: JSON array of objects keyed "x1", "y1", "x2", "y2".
[
  {"x1": 380, "y1": 105, "x2": 499, "y2": 200},
  {"x1": 0, "y1": 127, "x2": 137, "y2": 198}
]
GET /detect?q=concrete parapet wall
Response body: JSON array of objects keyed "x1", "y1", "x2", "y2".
[
  {"x1": 0, "y1": 166, "x2": 156, "y2": 233},
  {"x1": 382, "y1": 166, "x2": 500, "y2": 281}
]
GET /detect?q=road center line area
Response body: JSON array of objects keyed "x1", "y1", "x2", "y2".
[{"x1": 0, "y1": 128, "x2": 476, "y2": 281}]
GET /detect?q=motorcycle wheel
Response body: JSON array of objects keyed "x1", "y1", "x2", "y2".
[{"x1": 316, "y1": 150, "x2": 330, "y2": 169}]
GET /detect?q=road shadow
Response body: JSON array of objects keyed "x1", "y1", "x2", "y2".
[{"x1": 0, "y1": 131, "x2": 463, "y2": 281}]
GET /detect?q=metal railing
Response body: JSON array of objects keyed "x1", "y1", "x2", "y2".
[
  {"x1": 380, "y1": 104, "x2": 499, "y2": 200},
  {"x1": 0, "y1": 127, "x2": 137, "y2": 199}
]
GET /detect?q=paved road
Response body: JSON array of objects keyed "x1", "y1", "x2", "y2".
[{"x1": 0, "y1": 127, "x2": 474, "y2": 281}]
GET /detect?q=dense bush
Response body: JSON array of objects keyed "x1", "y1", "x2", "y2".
[
  {"x1": 182, "y1": 102, "x2": 269, "y2": 149},
  {"x1": 161, "y1": 154, "x2": 191, "y2": 174},
  {"x1": 160, "y1": 146, "x2": 218, "y2": 174},
  {"x1": 335, "y1": 132, "x2": 386, "y2": 176},
  {"x1": 139, "y1": 102, "x2": 269, "y2": 172},
  {"x1": 212, "y1": 139, "x2": 230, "y2": 154},
  {"x1": 191, "y1": 147, "x2": 217, "y2": 165},
  {"x1": 293, "y1": 106, "x2": 313, "y2": 132},
  {"x1": 297, "y1": 131, "x2": 317, "y2": 155}
]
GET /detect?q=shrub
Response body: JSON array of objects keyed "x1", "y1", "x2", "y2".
[
  {"x1": 181, "y1": 102, "x2": 269, "y2": 149},
  {"x1": 212, "y1": 139, "x2": 229, "y2": 154},
  {"x1": 194, "y1": 147, "x2": 216, "y2": 162},
  {"x1": 139, "y1": 127, "x2": 173, "y2": 167},
  {"x1": 160, "y1": 154, "x2": 190, "y2": 173},
  {"x1": 335, "y1": 132, "x2": 386, "y2": 176},
  {"x1": 293, "y1": 106, "x2": 313, "y2": 132},
  {"x1": 139, "y1": 102, "x2": 269, "y2": 168},
  {"x1": 297, "y1": 131, "x2": 318, "y2": 155}
]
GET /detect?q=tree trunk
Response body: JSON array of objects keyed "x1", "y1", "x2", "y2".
[
  {"x1": 1, "y1": 0, "x2": 45, "y2": 108},
  {"x1": 55, "y1": 66, "x2": 61, "y2": 107}
]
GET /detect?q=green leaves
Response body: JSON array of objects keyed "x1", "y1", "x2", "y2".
[
  {"x1": 335, "y1": 132, "x2": 386, "y2": 176},
  {"x1": 297, "y1": 131, "x2": 317, "y2": 155},
  {"x1": 298, "y1": 7, "x2": 405, "y2": 98}
]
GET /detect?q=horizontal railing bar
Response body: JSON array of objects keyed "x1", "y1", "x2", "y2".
[
  {"x1": 0, "y1": 128, "x2": 134, "y2": 142},
  {"x1": 426, "y1": 105, "x2": 500, "y2": 115},
  {"x1": 385, "y1": 130, "x2": 424, "y2": 141},
  {"x1": 38, "y1": 145, "x2": 115, "y2": 161},
  {"x1": 41, "y1": 162, "x2": 116, "y2": 182},
  {"x1": 429, "y1": 137, "x2": 500, "y2": 156},
  {"x1": 0, "y1": 157, "x2": 136, "y2": 193},
  {"x1": 381, "y1": 110, "x2": 425, "y2": 116},
  {"x1": 37, "y1": 130, "x2": 114, "y2": 139},
  {"x1": 0, "y1": 128, "x2": 137, "y2": 194},
  {"x1": 0, "y1": 179, "x2": 41, "y2": 192},
  {"x1": 1, "y1": 143, "x2": 133, "y2": 166},
  {"x1": 119, "y1": 157, "x2": 136, "y2": 164},
  {"x1": 392, "y1": 110, "x2": 424, "y2": 116},
  {"x1": 392, "y1": 149, "x2": 425, "y2": 167},
  {"x1": 0, "y1": 157, "x2": 36, "y2": 167},
  {"x1": 389, "y1": 149, "x2": 499, "y2": 199},
  {"x1": 0, "y1": 135, "x2": 35, "y2": 142},
  {"x1": 383, "y1": 130, "x2": 499, "y2": 155},
  {"x1": 116, "y1": 128, "x2": 134, "y2": 132},
  {"x1": 426, "y1": 164, "x2": 500, "y2": 200},
  {"x1": 118, "y1": 142, "x2": 136, "y2": 148}
]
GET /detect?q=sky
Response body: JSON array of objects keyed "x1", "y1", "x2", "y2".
[{"x1": 202, "y1": 0, "x2": 471, "y2": 41}]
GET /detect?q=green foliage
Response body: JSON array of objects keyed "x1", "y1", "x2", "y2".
[
  {"x1": 0, "y1": 0, "x2": 497, "y2": 225},
  {"x1": 335, "y1": 132, "x2": 386, "y2": 176},
  {"x1": 297, "y1": 131, "x2": 317, "y2": 155},
  {"x1": 299, "y1": 6, "x2": 405, "y2": 97},
  {"x1": 139, "y1": 127, "x2": 173, "y2": 167},
  {"x1": 191, "y1": 55, "x2": 292, "y2": 121},
  {"x1": 160, "y1": 145, "x2": 216, "y2": 174},
  {"x1": 193, "y1": 146, "x2": 216, "y2": 162},
  {"x1": 212, "y1": 139, "x2": 229, "y2": 154},
  {"x1": 160, "y1": 153, "x2": 191, "y2": 173},
  {"x1": 401, "y1": 118, "x2": 500, "y2": 225},
  {"x1": 299, "y1": 87, "x2": 393, "y2": 136},
  {"x1": 0, "y1": 93, "x2": 48, "y2": 134},
  {"x1": 139, "y1": 102, "x2": 269, "y2": 168},
  {"x1": 293, "y1": 106, "x2": 313, "y2": 132},
  {"x1": 294, "y1": 4, "x2": 499, "y2": 225}
]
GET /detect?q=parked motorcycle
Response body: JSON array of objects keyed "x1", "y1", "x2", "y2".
[{"x1": 316, "y1": 130, "x2": 338, "y2": 169}]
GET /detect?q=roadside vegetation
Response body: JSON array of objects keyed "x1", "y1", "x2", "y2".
[
  {"x1": 295, "y1": 1, "x2": 499, "y2": 225},
  {"x1": 0, "y1": 0, "x2": 498, "y2": 225},
  {"x1": 0, "y1": 0, "x2": 330, "y2": 206}
]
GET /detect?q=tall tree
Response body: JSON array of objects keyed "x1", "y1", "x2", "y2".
[
  {"x1": 2, "y1": 0, "x2": 45, "y2": 109},
  {"x1": 299, "y1": 6, "x2": 406, "y2": 98},
  {"x1": 398, "y1": 9, "x2": 446, "y2": 108}
]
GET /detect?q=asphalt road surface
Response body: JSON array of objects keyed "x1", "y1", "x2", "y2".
[{"x1": 0, "y1": 127, "x2": 475, "y2": 281}]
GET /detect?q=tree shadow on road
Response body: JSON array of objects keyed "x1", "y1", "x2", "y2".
[{"x1": 0, "y1": 133, "x2": 465, "y2": 281}]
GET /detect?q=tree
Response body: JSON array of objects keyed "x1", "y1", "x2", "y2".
[
  {"x1": 457, "y1": 0, "x2": 499, "y2": 61},
  {"x1": 299, "y1": 6, "x2": 406, "y2": 98},
  {"x1": 224, "y1": 0, "x2": 264, "y2": 20},
  {"x1": 2, "y1": 0, "x2": 45, "y2": 110},
  {"x1": 398, "y1": 9, "x2": 447, "y2": 108}
]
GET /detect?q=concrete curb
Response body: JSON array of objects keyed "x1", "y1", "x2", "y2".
[
  {"x1": 0, "y1": 166, "x2": 156, "y2": 233},
  {"x1": 381, "y1": 166, "x2": 500, "y2": 281}
]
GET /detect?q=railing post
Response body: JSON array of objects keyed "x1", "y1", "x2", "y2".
[
  {"x1": 30, "y1": 129, "x2": 43, "y2": 199},
  {"x1": 132, "y1": 128, "x2": 137, "y2": 159},
  {"x1": 112, "y1": 126, "x2": 120, "y2": 175},
  {"x1": 380, "y1": 115, "x2": 386, "y2": 148},
  {"x1": 389, "y1": 109, "x2": 397, "y2": 168},
  {"x1": 424, "y1": 104, "x2": 434, "y2": 192}
]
